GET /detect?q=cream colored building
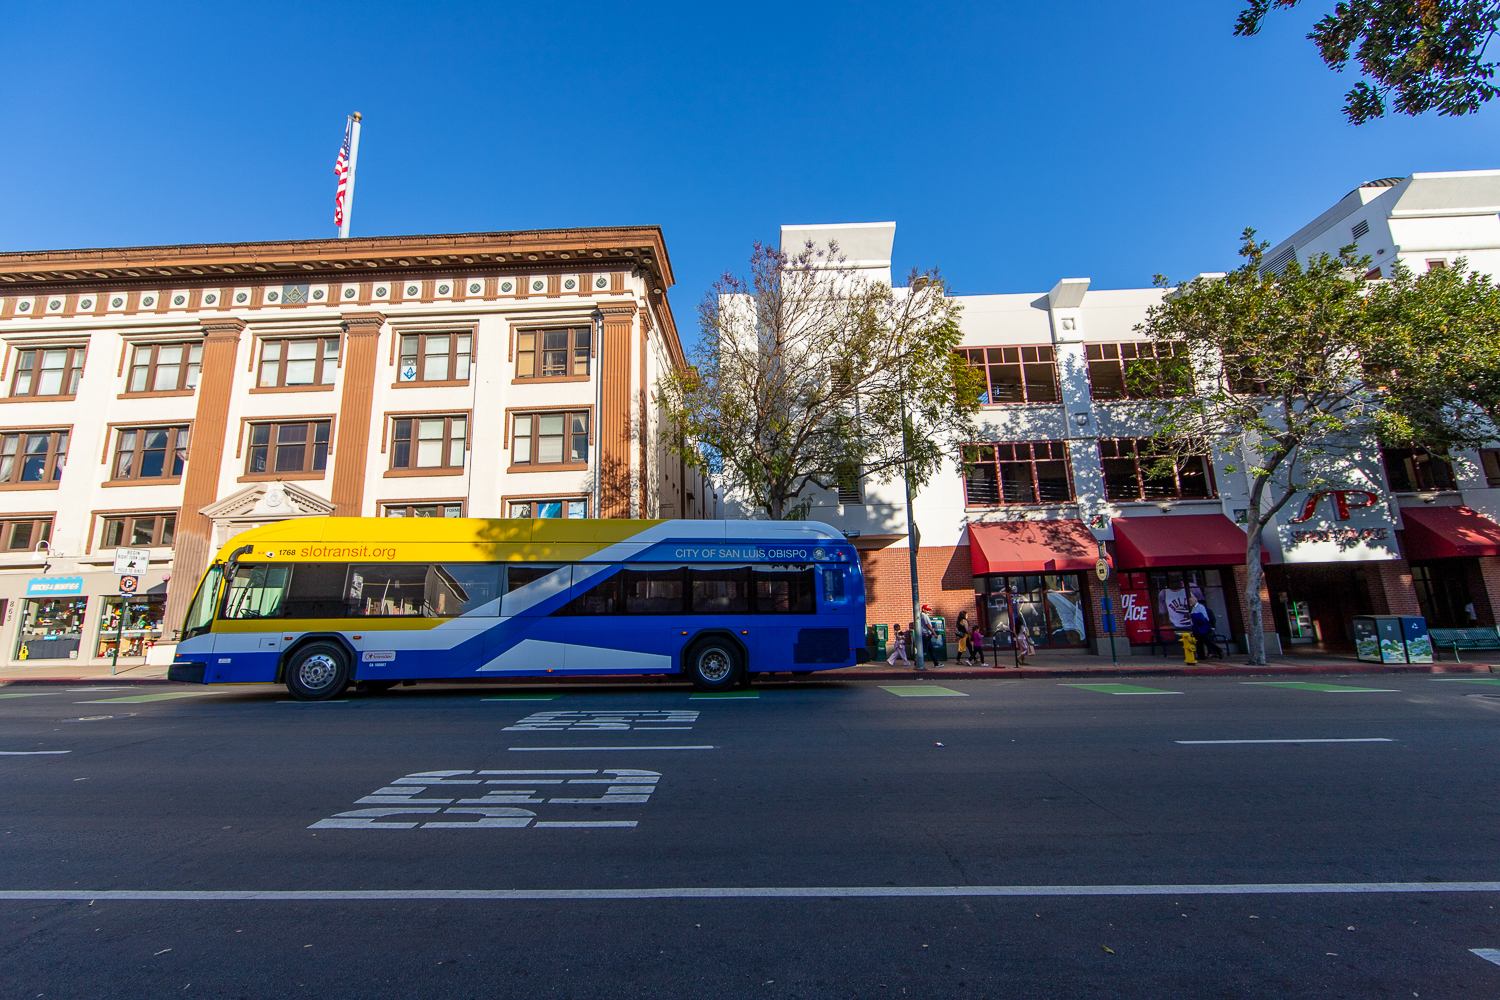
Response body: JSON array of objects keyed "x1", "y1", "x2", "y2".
[{"x1": 0, "y1": 227, "x2": 714, "y2": 669}]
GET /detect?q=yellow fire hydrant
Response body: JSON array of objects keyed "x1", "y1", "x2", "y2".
[{"x1": 1180, "y1": 631, "x2": 1198, "y2": 665}]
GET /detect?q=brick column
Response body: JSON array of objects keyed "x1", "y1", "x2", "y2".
[
  {"x1": 1363, "y1": 559, "x2": 1422, "y2": 615},
  {"x1": 330, "y1": 312, "x2": 384, "y2": 516},
  {"x1": 598, "y1": 303, "x2": 636, "y2": 518},
  {"x1": 1474, "y1": 557, "x2": 1500, "y2": 625},
  {"x1": 1231, "y1": 563, "x2": 1276, "y2": 650},
  {"x1": 162, "y1": 317, "x2": 244, "y2": 636}
]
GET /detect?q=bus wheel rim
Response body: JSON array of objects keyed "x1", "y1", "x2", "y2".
[
  {"x1": 299, "y1": 654, "x2": 339, "y2": 690},
  {"x1": 698, "y1": 648, "x2": 732, "y2": 682}
]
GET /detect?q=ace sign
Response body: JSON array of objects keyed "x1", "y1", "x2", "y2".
[{"x1": 1119, "y1": 589, "x2": 1154, "y2": 645}]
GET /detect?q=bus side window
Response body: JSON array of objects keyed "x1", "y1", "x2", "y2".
[
  {"x1": 222, "y1": 563, "x2": 291, "y2": 619},
  {"x1": 822, "y1": 567, "x2": 847, "y2": 604}
]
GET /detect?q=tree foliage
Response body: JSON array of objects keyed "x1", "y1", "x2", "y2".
[
  {"x1": 1237, "y1": 0, "x2": 1500, "y2": 123},
  {"x1": 657, "y1": 241, "x2": 982, "y2": 521}
]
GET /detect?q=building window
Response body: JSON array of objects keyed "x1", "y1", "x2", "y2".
[
  {"x1": 1427, "y1": 259, "x2": 1448, "y2": 271},
  {"x1": 512, "y1": 411, "x2": 588, "y2": 466},
  {"x1": 961, "y1": 442, "x2": 1072, "y2": 506},
  {"x1": 0, "y1": 518, "x2": 51, "y2": 551},
  {"x1": 383, "y1": 503, "x2": 464, "y2": 518},
  {"x1": 509, "y1": 498, "x2": 588, "y2": 519},
  {"x1": 112, "y1": 426, "x2": 189, "y2": 481},
  {"x1": 258, "y1": 338, "x2": 339, "y2": 388},
  {"x1": 961, "y1": 346, "x2": 1059, "y2": 404},
  {"x1": 516, "y1": 327, "x2": 590, "y2": 379},
  {"x1": 1099, "y1": 438, "x2": 1215, "y2": 501},
  {"x1": 398, "y1": 332, "x2": 472, "y2": 382},
  {"x1": 11, "y1": 346, "x2": 84, "y2": 397},
  {"x1": 1481, "y1": 449, "x2": 1500, "y2": 488},
  {"x1": 246, "y1": 421, "x2": 330, "y2": 475},
  {"x1": 1382, "y1": 447, "x2": 1455, "y2": 492},
  {"x1": 1084, "y1": 342, "x2": 1188, "y2": 400},
  {"x1": 126, "y1": 342, "x2": 202, "y2": 393},
  {"x1": 0, "y1": 430, "x2": 68, "y2": 485},
  {"x1": 96, "y1": 595, "x2": 167, "y2": 660},
  {"x1": 390, "y1": 416, "x2": 467, "y2": 470},
  {"x1": 101, "y1": 513, "x2": 176, "y2": 548}
]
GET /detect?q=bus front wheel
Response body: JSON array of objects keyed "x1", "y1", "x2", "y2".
[
  {"x1": 685, "y1": 638, "x2": 742, "y2": 692},
  {"x1": 285, "y1": 642, "x2": 351, "y2": 701}
]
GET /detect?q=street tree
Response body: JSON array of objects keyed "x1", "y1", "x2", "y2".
[
  {"x1": 1136, "y1": 230, "x2": 1416, "y2": 665},
  {"x1": 1236, "y1": 0, "x2": 1500, "y2": 123},
  {"x1": 657, "y1": 241, "x2": 982, "y2": 523}
]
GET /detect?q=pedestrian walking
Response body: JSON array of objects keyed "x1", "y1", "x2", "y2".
[
  {"x1": 955, "y1": 611, "x2": 973, "y2": 665},
  {"x1": 1013, "y1": 612, "x2": 1035, "y2": 666},
  {"x1": 1188, "y1": 594, "x2": 1224, "y2": 659},
  {"x1": 972, "y1": 626, "x2": 987, "y2": 667},
  {"x1": 887, "y1": 622, "x2": 913, "y2": 667}
]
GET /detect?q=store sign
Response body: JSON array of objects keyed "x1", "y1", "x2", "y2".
[
  {"x1": 1277, "y1": 489, "x2": 1399, "y2": 563},
  {"x1": 1119, "y1": 590, "x2": 1154, "y2": 644},
  {"x1": 27, "y1": 576, "x2": 84, "y2": 596}
]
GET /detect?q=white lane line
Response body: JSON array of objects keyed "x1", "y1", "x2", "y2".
[
  {"x1": 0, "y1": 750, "x2": 71, "y2": 755},
  {"x1": 1176, "y1": 738, "x2": 1394, "y2": 745},
  {"x1": 4, "y1": 882, "x2": 1500, "y2": 901},
  {"x1": 1472, "y1": 948, "x2": 1500, "y2": 966},
  {"x1": 508, "y1": 746, "x2": 714, "y2": 752},
  {"x1": 534, "y1": 821, "x2": 640, "y2": 829}
]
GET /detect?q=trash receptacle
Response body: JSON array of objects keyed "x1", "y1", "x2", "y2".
[{"x1": 1400, "y1": 616, "x2": 1433, "y2": 663}]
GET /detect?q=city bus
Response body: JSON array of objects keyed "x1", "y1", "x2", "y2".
[{"x1": 168, "y1": 517, "x2": 868, "y2": 700}]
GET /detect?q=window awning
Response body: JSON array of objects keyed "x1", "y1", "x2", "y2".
[
  {"x1": 967, "y1": 519, "x2": 1100, "y2": 575},
  {"x1": 1399, "y1": 505, "x2": 1500, "y2": 560},
  {"x1": 1111, "y1": 513, "x2": 1264, "y2": 570}
]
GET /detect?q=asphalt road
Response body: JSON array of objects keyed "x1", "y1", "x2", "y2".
[{"x1": 3, "y1": 673, "x2": 1500, "y2": 999}]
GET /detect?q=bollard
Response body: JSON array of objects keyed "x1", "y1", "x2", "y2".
[{"x1": 1180, "y1": 631, "x2": 1198, "y2": 665}]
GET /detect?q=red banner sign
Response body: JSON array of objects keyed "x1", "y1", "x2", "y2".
[{"x1": 1120, "y1": 590, "x2": 1154, "y2": 645}]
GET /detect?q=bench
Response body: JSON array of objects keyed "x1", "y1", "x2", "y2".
[{"x1": 1429, "y1": 627, "x2": 1500, "y2": 661}]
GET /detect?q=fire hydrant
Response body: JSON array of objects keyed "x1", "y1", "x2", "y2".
[{"x1": 1180, "y1": 631, "x2": 1198, "y2": 665}]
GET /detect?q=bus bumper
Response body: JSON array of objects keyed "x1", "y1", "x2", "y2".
[{"x1": 167, "y1": 661, "x2": 207, "y2": 684}]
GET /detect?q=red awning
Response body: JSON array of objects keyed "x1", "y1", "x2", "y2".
[
  {"x1": 1112, "y1": 513, "x2": 1263, "y2": 570},
  {"x1": 967, "y1": 520, "x2": 1100, "y2": 575},
  {"x1": 1400, "y1": 505, "x2": 1500, "y2": 560}
]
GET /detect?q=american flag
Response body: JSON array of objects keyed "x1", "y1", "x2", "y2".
[{"x1": 334, "y1": 119, "x2": 352, "y2": 228}]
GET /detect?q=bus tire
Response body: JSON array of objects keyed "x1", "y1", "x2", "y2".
[
  {"x1": 285, "y1": 642, "x2": 351, "y2": 701},
  {"x1": 685, "y1": 637, "x2": 741, "y2": 692}
]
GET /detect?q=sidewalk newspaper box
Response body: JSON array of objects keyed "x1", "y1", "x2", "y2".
[
  {"x1": 867, "y1": 623, "x2": 889, "y2": 658},
  {"x1": 929, "y1": 616, "x2": 948, "y2": 663},
  {"x1": 1353, "y1": 615, "x2": 1431, "y2": 663}
]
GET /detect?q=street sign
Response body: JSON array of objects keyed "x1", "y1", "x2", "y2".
[
  {"x1": 1095, "y1": 558, "x2": 1110, "y2": 582},
  {"x1": 113, "y1": 547, "x2": 150, "y2": 575},
  {"x1": 118, "y1": 575, "x2": 140, "y2": 595}
]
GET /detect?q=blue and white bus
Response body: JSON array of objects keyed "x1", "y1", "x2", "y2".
[{"x1": 168, "y1": 517, "x2": 869, "y2": 700}]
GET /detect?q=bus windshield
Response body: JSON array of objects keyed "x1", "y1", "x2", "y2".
[{"x1": 182, "y1": 562, "x2": 224, "y2": 639}]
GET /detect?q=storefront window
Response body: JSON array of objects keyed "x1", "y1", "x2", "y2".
[
  {"x1": 16, "y1": 597, "x2": 86, "y2": 660},
  {"x1": 979, "y1": 574, "x2": 1087, "y2": 648},
  {"x1": 1146, "y1": 569, "x2": 1230, "y2": 639},
  {"x1": 95, "y1": 595, "x2": 167, "y2": 659}
]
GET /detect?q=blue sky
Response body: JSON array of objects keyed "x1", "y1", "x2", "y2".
[{"x1": 3, "y1": 2, "x2": 1498, "y2": 340}]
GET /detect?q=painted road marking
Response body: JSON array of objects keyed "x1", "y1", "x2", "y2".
[
  {"x1": 8, "y1": 881, "x2": 1500, "y2": 901},
  {"x1": 1176, "y1": 738, "x2": 1393, "y2": 745},
  {"x1": 277, "y1": 700, "x2": 350, "y2": 704},
  {"x1": 880, "y1": 685, "x2": 968, "y2": 698},
  {"x1": 508, "y1": 745, "x2": 714, "y2": 751},
  {"x1": 505, "y1": 710, "x2": 698, "y2": 731},
  {"x1": 1472, "y1": 948, "x2": 1500, "y2": 966},
  {"x1": 0, "y1": 750, "x2": 71, "y2": 755},
  {"x1": 310, "y1": 768, "x2": 660, "y2": 830},
  {"x1": 77, "y1": 692, "x2": 222, "y2": 704},
  {"x1": 482, "y1": 694, "x2": 559, "y2": 701},
  {"x1": 690, "y1": 691, "x2": 759, "y2": 700},
  {"x1": 1242, "y1": 682, "x2": 1398, "y2": 693},
  {"x1": 0, "y1": 692, "x2": 54, "y2": 699},
  {"x1": 1062, "y1": 683, "x2": 1183, "y2": 696},
  {"x1": 1434, "y1": 678, "x2": 1500, "y2": 685}
]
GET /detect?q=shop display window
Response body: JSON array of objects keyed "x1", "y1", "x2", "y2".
[
  {"x1": 16, "y1": 597, "x2": 86, "y2": 660},
  {"x1": 979, "y1": 574, "x2": 1087, "y2": 648},
  {"x1": 95, "y1": 595, "x2": 166, "y2": 659},
  {"x1": 1145, "y1": 569, "x2": 1231, "y2": 640}
]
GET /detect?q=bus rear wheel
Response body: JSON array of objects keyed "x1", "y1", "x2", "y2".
[
  {"x1": 285, "y1": 642, "x2": 351, "y2": 701},
  {"x1": 685, "y1": 638, "x2": 742, "y2": 692}
]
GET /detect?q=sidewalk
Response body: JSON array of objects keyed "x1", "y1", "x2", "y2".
[{"x1": 0, "y1": 648, "x2": 1491, "y2": 687}]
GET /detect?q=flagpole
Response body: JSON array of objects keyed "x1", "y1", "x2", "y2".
[{"x1": 338, "y1": 112, "x2": 362, "y2": 239}]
